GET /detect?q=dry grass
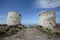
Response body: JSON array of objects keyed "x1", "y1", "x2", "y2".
[
  {"x1": 36, "y1": 26, "x2": 60, "y2": 39},
  {"x1": 0, "y1": 24, "x2": 24, "y2": 37}
]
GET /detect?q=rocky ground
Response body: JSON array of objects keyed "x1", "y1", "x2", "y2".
[{"x1": 0, "y1": 26, "x2": 60, "y2": 40}]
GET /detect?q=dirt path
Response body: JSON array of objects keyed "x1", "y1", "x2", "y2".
[
  {"x1": 23, "y1": 27, "x2": 48, "y2": 40},
  {"x1": 0, "y1": 27, "x2": 60, "y2": 40}
]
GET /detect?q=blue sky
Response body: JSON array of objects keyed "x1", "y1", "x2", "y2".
[{"x1": 0, "y1": 0, "x2": 60, "y2": 25}]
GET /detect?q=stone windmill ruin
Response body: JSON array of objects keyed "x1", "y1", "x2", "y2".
[
  {"x1": 7, "y1": 10, "x2": 56, "y2": 30},
  {"x1": 39, "y1": 10, "x2": 56, "y2": 29},
  {"x1": 7, "y1": 11, "x2": 21, "y2": 26}
]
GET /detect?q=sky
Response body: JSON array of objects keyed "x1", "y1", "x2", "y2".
[{"x1": 0, "y1": 0, "x2": 60, "y2": 25}]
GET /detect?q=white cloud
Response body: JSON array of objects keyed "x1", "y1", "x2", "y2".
[{"x1": 34, "y1": 0, "x2": 60, "y2": 8}]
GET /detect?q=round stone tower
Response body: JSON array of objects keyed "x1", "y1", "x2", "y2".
[
  {"x1": 7, "y1": 11, "x2": 21, "y2": 26},
  {"x1": 39, "y1": 10, "x2": 56, "y2": 29}
]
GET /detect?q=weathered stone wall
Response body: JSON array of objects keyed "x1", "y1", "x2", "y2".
[
  {"x1": 39, "y1": 10, "x2": 56, "y2": 29},
  {"x1": 7, "y1": 11, "x2": 21, "y2": 26}
]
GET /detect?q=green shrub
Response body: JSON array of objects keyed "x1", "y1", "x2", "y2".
[{"x1": 0, "y1": 31, "x2": 5, "y2": 35}]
